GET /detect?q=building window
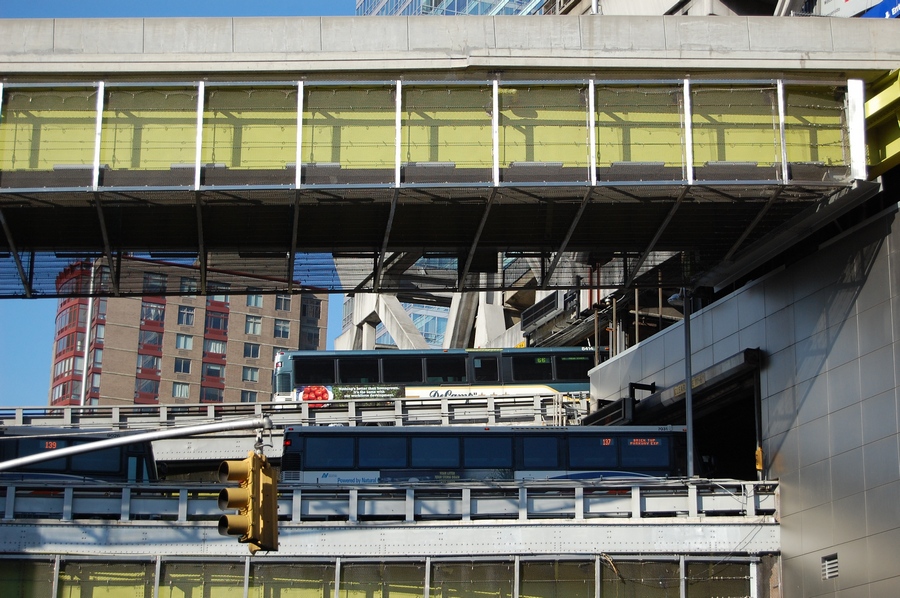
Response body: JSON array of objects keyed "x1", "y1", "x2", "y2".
[
  {"x1": 139, "y1": 330, "x2": 162, "y2": 348},
  {"x1": 305, "y1": 330, "x2": 320, "y2": 348},
  {"x1": 142, "y1": 272, "x2": 167, "y2": 294},
  {"x1": 202, "y1": 362, "x2": 224, "y2": 380},
  {"x1": 174, "y1": 358, "x2": 191, "y2": 374},
  {"x1": 140, "y1": 302, "x2": 165, "y2": 323},
  {"x1": 247, "y1": 292, "x2": 263, "y2": 308},
  {"x1": 177, "y1": 306, "x2": 195, "y2": 326},
  {"x1": 207, "y1": 283, "x2": 229, "y2": 304},
  {"x1": 53, "y1": 356, "x2": 84, "y2": 380},
  {"x1": 137, "y1": 354, "x2": 161, "y2": 374},
  {"x1": 274, "y1": 319, "x2": 290, "y2": 339},
  {"x1": 204, "y1": 338, "x2": 227, "y2": 355},
  {"x1": 172, "y1": 382, "x2": 190, "y2": 399},
  {"x1": 175, "y1": 333, "x2": 193, "y2": 350},
  {"x1": 275, "y1": 294, "x2": 291, "y2": 311},
  {"x1": 180, "y1": 277, "x2": 198, "y2": 296},
  {"x1": 94, "y1": 324, "x2": 105, "y2": 342},
  {"x1": 245, "y1": 315, "x2": 262, "y2": 336},
  {"x1": 200, "y1": 386, "x2": 224, "y2": 403},
  {"x1": 56, "y1": 331, "x2": 85, "y2": 356},
  {"x1": 242, "y1": 366, "x2": 259, "y2": 383},
  {"x1": 240, "y1": 390, "x2": 257, "y2": 403},
  {"x1": 92, "y1": 348, "x2": 103, "y2": 367},
  {"x1": 91, "y1": 373, "x2": 101, "y2": 394},
  {"x1": 243, "y1": 342, "x2": 260, "y2": 359},
  {"x1": 205, "y1": 311, "x2": 228, "y2": 332},
  {"x1": 301, "y1": 296, "x2": 321, "y2": 319},
  {"x1": 135, "y1": 378, "x2": 160, "y2": 397}
]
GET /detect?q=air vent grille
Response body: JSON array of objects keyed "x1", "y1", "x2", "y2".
[{"x1": 821, "y1": 554, "x2": 839, "y2": 580}]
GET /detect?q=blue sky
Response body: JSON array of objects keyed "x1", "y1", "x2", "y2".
[
  {"x1": 0, "y1": 1, "x2": 357, "y2": 18},
  {"x1": 0, "y1": 1, "x2": 355, "y2": 407}
]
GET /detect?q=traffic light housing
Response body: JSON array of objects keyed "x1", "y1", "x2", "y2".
[{"x1": 217, "y1": 451, "x2": 279, "y2": 554}]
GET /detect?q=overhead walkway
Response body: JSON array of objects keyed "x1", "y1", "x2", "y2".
[{"x1": 0, "y1": 16, "x2": 895, "y2": 298}]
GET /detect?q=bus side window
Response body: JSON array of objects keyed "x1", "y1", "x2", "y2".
[
  {"x1": 519, "y1": 436, "x2": 560, "y2": 469},
  {"x1": 19, "y1": 438, "x2": 68, "y2": 472},
  {"x1": 383, "y1": 356, "x2": 424, "y2": 384},
  {"x1": 359, "y1": 436, "x2": 408, "y2": 468},
  {"x1": 473, "y1": 356, "x2": 499, "y2": 382},
  {"x1": 128, "y1": 456, "x2": 138, "y2": 483},
  {"x1": 511, "y1": 354, "x2": 552, "y2": 382},
  {"x1": 621, "y1": 437, "x2": 670, "y2": 469},
  {"x1": 425, "y1": 355, "x2": 467, "y2": 383},
  {"x1": 411, "y1": 437, "x2": 459, "y2": 468},
  {"x1": 464, "y1": 436, "x2": 512, "y2": 468},
  {"x1": 306, "y1": 437, "x2": 355, "y2": 469},
  {"x1": 555, "y1": 354, "x2": 592, "y2": 381},
  {"x1": 339, "y1": 358, "x2": 379, "y2": 384},
  {"x1": 296, "y1": 357, "x2": 336, "y2": 385},
  {"x1": 568, "y1": 436, "x2": 618, "y2": 469}
]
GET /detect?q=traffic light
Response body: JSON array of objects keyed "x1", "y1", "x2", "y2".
[{"x1": 217, "y1": 451, "x2": 279, "y2": 554}]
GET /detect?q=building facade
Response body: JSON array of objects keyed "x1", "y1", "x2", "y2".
[
  {"x1": 357, "y1": 0, "x2": 548, "y2": 16},
  {"x1": 49, "y1": 263, "x2": 327, "y2": 407}
]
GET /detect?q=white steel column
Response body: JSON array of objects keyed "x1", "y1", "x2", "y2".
[
  {"x1": 492, "y1": 80, "x2": 500, "y2": 186},
  {"x1": 92, "y1": 81, "x2": 105, "y2": 191},
  {"x1": 395, "y1": 79, "x2": 403, "y2": 188},
  {"x1": 847, "y1": 79, "x2": 868, "y2": 180},
  {"x1": 683, "y1": 79, "x2": 694, "y2": 185},
  {"x1": 296, "y1": 81, "x2": 304, "y2": 187},
  {"x1": 776, "y1": 80, "x2": 788, "y2": 182},
  {"x1": 333, "y1": 557, "x2": 342, "y2": 598},
  {"x1": 194, "y1": 81, "x2": 205, "y2": 190},
  {"x1": 588, "y1": 79, "x2": 597, "y2": 186}
]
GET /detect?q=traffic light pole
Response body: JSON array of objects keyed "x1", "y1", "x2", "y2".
[{"x1": 0, "y1": 415, "x2": 274, "y2": 472}]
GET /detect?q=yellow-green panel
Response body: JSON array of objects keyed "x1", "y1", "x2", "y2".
[
  {"x1": 784, "y1": 86, "x2": 848, "y2": 166},
  {"x1": 685, "y1": 562, "x2": 751, "y2": 598},
  {"x1": 520, "y1": 561, "x2": 594, "y2": 598},
  {"x1": 600, "y1": 561, "x2": 680, "y2": 598},
  {"x1": 402, "y1": 86, "x2": 492, "y2": 169},
  {"x1": 202, "y1": 87, "x2": 297, "y2": 169},
  {"x1": 498, "y1": 86, "x2": 588, "y2": 167},
  {"x1": 250, "y1": 563, "x2": 335, "y2": 598},
  {"x1": 339, "y1": 563, "x2": 426, "y2": 598},
  {"x1": 0, "y1": 559, "x2": 55, "y2": 597},
  {"x1": 430, "y1": 562, "x2": 513, "y2": 598},
  {"x1": 159, "y1": 562, "x2": 245, "y2": 598},
  {"x1": 691, "y1": 87, "x2": 779, "y2": 167},
  {"x1": 100, "y1": 89, "x2": 197, "y2": 171},
  {"x1": 303, "y1": 86, "x2": 395, "y2": 169},
  {"x1": 596, "y1": 86, "x2": 684, "y2": 167},
  {"x1": 0, "y1": 88, "x2": 97, "y2": 171},
  {"x1": 58, "y1": 561, "x2": 153, "y2": 598}
]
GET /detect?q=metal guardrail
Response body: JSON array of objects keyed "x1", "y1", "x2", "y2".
[
  {"x1": 0, "y1": 478, "x2": 779, "y2": 557},
  {"x1": 1, "y1": 479, "x2": 776, "y2": 524},
  {"x1": 0, "y1": 393, "x2": 588, "y2": 431}
]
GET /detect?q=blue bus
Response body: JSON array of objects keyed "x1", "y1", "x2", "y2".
[
  {"x1": 280, "y1": 425, "x2": 687, "y2": 484},
  {"x1": 0, "y1": 426, "x2": 159, "y2": 484},
  {"x1": 273, "y1": 347, "x2": 597, "y2": 405}
]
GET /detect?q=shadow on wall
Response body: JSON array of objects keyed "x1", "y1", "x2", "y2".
[{"x1": 765, "y1": 209, "x2": 896, "y2": 475}]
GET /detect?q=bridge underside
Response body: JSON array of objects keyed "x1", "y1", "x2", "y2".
[{"x1": 0, "y1": 179, "x2": 876, "y2": 297}]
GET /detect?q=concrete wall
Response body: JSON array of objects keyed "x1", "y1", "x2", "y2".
[
  {"x1": 0, "y1": 16, "x2": 898, "y2": 75},
  {"x1": 589, "y1": 201, "x2": 900, "y2": 596}
]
